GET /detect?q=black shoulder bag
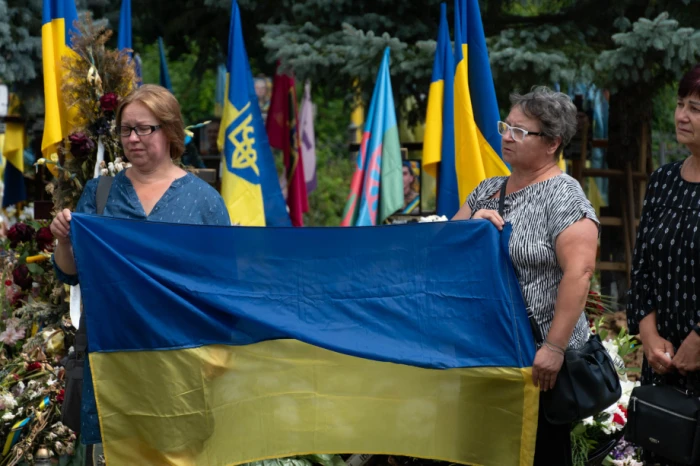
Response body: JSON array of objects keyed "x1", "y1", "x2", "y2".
[
  {"x1": 61, "y1": 176, "x2": 113, "y2": 433},
  {"x1": 498, "y1": 178, "x2": 622, "y2": 425},
  {"x1": 625, "y1": 381, "x2": 700, "y2": 464}
]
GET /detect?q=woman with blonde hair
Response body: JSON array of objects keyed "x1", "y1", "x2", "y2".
[{"x1": 51, "y1": 84, "x2": 230, "y2": 447}]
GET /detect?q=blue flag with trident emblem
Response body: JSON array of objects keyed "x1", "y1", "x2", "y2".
[{"x1": 217, "y1": 0, "x2": 289, "y2": 226}]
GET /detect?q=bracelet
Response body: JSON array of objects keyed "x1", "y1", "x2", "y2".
[
  {"x1": 543, "y1": 342, "x2": 565, "y2": 356},
  {"x1": 544, "y1": 338, "x2": 566, "y2": 353}
]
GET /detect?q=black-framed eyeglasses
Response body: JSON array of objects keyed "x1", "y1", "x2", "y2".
[
  {"x1": 497, "y1": 121, "x2": 545, "y2": 142},
  {"x1": 118, "y1": 125, "x2": 161, "y2": 138}
]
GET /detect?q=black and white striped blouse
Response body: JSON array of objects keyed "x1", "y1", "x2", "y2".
[{"x1": 467, "y1": 174, "x2": 599, "y2": 349}]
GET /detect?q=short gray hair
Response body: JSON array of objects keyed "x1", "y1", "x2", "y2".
[{"x1": 509, "y1": 86, "x2": 578, "y2": 157}]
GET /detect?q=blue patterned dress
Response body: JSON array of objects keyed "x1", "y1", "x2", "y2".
[{"x1": 53, "y1": 170, "x2": 230, "y2": 444}]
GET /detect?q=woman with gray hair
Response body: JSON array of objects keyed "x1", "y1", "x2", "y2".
[{"x1": 453, "y1": 86, "x2": 599, "y2": 465}]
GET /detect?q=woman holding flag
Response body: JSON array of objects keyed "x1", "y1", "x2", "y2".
[
  {"x1": 50, "y1": 84, "x2": 230, "y2": 451},
  {"x1": 453, "y1": 86, "x2": 599, "y2": 465}
]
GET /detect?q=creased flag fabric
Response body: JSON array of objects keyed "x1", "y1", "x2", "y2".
[
  {"x1": 341, "y1": 48, "x2": 403, "y2": 226},
  {"x1": 422, "y1": 3, "x2": 458, "y2": 218},
  {"x1": 71, "y1": 213, "x2": 538, "y2": 466},
  {"x1": 217, "y1": 0, "x2": 290, "y2": 227},
  {"x1": 453, "y1": 0, "x2": 509, "y2": 206},
  {"x1": 3, "y1": 122, "x2": 27, "y2": 207},
  {"x1": 299, "y1": 81, "x2": 317, "y2": 193},
  {"x1": 41, "y1": 0, "x2": 79, "y2": 165},
  {"x1": 157, "y1": 37, "x2": 173, "y2": 92},
  {"x1": 267, "y1": 67, "x2": 309, "y2": 226}
]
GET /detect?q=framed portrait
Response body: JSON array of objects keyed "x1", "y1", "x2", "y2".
[{"x1": 400, "y1": 159, "x2": 422, "y2": 216}]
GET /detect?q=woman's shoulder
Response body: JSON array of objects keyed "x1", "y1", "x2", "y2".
[
  {"x1": 472, "y1": 176, "x2": 508, "y2": 199},
  {"x1": 649, "y1": 161, "x2": 683, "y2": 185},
  {"x1": 182, "y1": 172, "x2": 223, "y2": 200}
]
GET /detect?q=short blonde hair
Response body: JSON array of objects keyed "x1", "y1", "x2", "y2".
[{"x1": 116, "y1": 84, "x2": 185, "y2": 160}]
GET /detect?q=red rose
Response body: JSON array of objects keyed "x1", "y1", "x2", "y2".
[
  {"x1": 99, "y1": 93, "x2": 119, "y2": 112},
  {"x1": 68, "y1": 132, "x2": 96, "y2": 158},
  {"x1": 36, "y1": 227, "x2": 54, "y2": 251},
  {"x1": 613, "y1": 412, "x2": 625, "y2": 425},
  {"x1": 7, "y1": 223, "x2": 35, "y2": 247},
  {"x1": 56, "y1": 389, "x2": 65, "y2": 404},
  {"x1": 12, "y1": 264, "x2": 32, "y2": 291},
  {"x1": 26, "y1": 362, "x2": 42, "y2": 373},
  {"x1": 4, "y1": 280, "x2": 12, "y2": 286}
]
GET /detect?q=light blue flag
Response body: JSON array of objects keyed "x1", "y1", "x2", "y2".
[{"x1": 158, "y1": 36, "x2": 172, "y2": 92}]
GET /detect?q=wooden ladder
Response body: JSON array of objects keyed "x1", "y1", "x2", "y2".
[{"x1": 571, "y1": 119, "x2": 651, "y2": 289}]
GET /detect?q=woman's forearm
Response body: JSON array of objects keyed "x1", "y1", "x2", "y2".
[
  {"x1": 547, "y1": 270, "x2": 592, "y2": 348},
  {"x1": 638, "y1": 311, "x2": 659, "y2": 343},
  {"x1": 53, "y1": 240, "x2": 77, "y2": 276}
]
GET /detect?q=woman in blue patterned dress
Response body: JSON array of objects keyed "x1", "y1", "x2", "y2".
[
  {"x1": 627, "y1": 64, "x2": 700, "y2": 466},
  {"x1": 50, "y1": 85, "x2": 230, "y2": 451}
]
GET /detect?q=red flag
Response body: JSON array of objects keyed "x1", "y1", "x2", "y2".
[{"x1": 266, "y1": 67, "x2": 309, "y2": 227}]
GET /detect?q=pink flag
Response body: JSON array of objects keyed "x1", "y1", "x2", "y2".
[{"x1": 299, "y1": 81, "x2": 317, "y2": 193}]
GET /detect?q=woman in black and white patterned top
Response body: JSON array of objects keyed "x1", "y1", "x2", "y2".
[
  {"x1": 454, "y1": 87, "x2": 599, "y2": 466},
  {"x1": 627, "y1": 64, "x2": 700, "y2": 466}
]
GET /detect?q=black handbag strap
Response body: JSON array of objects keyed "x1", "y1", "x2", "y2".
[
  {"x1": 74, "y1": 176, "x2": 113, "y2": 352},
  {"x1": 96, "y1": 175, "x2": 114, "y2": 215},
  {"x1": 498, "y1": 177, "x2": 508, "y2": 218}
]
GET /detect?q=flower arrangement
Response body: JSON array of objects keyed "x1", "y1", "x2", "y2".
[
  {"x1": 570, "y1": 312, "x2": 643, "y2": 466},
  {"x1": 37, "y1": 15, "x2": 136, "y2": 212},
  {"x1": 0, "y1": 14, "x2": 137, "y2": 464}
]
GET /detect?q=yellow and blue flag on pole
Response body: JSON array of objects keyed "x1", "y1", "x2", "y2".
[
  {"x1": 422, "y1": 3, "x2": 457, "y2": 217},
  {"x1": 72, "y1": 213, "x2": 538, "y2": 466},
  {"x1": 41, "y1": 0, "x2": 79, "y2": 165},
  {"x1": 453, "y1": 0, "x2": 509, "y2": 206},
  {"x1": 217, "y1": 0, "x2": 290, "y2": 226}
]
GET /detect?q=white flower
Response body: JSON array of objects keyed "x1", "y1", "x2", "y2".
[
  {"x1": 46, "y1": 378, "x2": 57, "y2": 387},
  {"x1": 2, "y1": 411, "x2": 16, "y2": 421},
  {"x1": 581, "y1": 416, "x2": 595, "y2": 426},
  {"x1": 46, "y1": 432, "x2": 57, "y2": 441},
  {"x1": 0, "y1": 393, "x2": 17, "y2": 410},
  {"x1": 618, "y1": 378, "x2": 640, "y2": 409}
]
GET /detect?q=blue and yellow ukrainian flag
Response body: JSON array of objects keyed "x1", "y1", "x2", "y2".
[
  {"x1": 41, "y1": 0, "x2": 79, "y2": 165},
  {"x1": 217, "y1": 0, "x2": 290, "y2": 226},
  {"x1": 453, "y1": 0, "x2": 509, "y2": 205},
  {"x1": 72, "y1": 213, "x2": 538, "y2": 466},
  {"x1": 422, "y1": 3, "x2": 457, "y2": 217}
]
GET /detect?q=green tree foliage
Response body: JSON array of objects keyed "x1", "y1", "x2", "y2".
[{"x1": 138, "y1": 38, "x2": 217, "y2": 125}]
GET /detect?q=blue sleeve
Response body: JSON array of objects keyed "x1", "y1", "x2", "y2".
[
  {"x1": 208, "y1": 193, "x2": 232, "y2": 226},
  {"x1": 51, "y1": 179, "x2": 100, "y2": 285}
]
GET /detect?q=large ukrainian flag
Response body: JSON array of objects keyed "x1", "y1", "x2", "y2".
[
  {"x1": 71, "y1": 213, "x2": 538, "y2": 466},
  {"x1": 453, "y1": 0, "x2": 509, "y2": 205},
  {"x1": 217, "y1": 0, "x2": 290, "y2": 226},
  {"x1": 41, "y1": 0, "x2": 79, "y2": 164},
  {"x1": 422, "y1": 3, "x2": 457, "y2": 218}
]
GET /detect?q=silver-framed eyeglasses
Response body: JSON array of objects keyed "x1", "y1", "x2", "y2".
[
  {"x1": 118, "y1": 125, "x2": 161, "y2": 138},
  {"x1": 497, "y1": 121, "x2": 545, "y2": 142}
]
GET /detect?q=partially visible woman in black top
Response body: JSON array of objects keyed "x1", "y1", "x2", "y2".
[{"x1": 627, "y1": 63, "x2": 700, "y2": 466}]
